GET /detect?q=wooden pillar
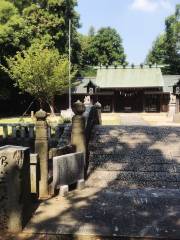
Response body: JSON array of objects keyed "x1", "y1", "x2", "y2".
[{"x1": 35, "y1": 109, "x2": 49, "y2": 199}]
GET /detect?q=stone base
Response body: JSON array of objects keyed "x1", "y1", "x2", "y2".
[
  {"x1": 77, "y1": 179, "x2": 85, "y2": 190},
  {"x1": 59, "y1": 185, "x2": 69, "y2": 197},
  {"x1": 173, "y1": 113, "x2": 180, "y2": 123}
]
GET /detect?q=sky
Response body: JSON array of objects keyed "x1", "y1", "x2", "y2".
[{"x1": 76, "y1": 0, "x2": 180, "y2": 64}]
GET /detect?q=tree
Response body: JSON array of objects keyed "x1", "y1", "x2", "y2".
[
  {"x1": 0, "y1": 0, "x2": 80, "y2": 63},
  {"x1": 146, "y1": 4, "x2": 180, "y2": 74},
  {"x1": 0, "y1": 1, "x2": 30, "y2": 59},
  {"x1": 146, "y1": 34, "x2": 166, "y2": 65},
  {"x1": 0, "y1": 1, "x2": 32, "y2": 103},
  {"x1": 22, "y1": 0, "x2": 81, "y2": 64},
  {"x1": 87, "y1": 27, "x2": 126, "y2": 66},
  {"x1": 164, "y1": 4, "x2": 180, "y2": 74},
  {"x1": 0, "y1": 0, "x2": 80, "y2": 111},
  {"x1": 1, "y1": 40, "x2": 71, "y2": 115}
]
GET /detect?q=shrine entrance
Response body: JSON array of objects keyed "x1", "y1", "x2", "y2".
[{"x1": 114, "y1": 90, "x2": 143, "y2": 112}]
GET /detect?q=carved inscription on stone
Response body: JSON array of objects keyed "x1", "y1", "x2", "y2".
[{"x1": 0, "y1": 146, "x2": 30, "y2": 233}]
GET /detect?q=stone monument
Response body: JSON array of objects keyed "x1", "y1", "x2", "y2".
[{"x1": 0, "y1": 145, "x2": 30, "y2": 233}]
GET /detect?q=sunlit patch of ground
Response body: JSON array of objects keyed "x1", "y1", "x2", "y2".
[
  {"x1": 101, "y1": 113, "x2": 121, "y2": 125},
  {"x1": 140, "y1": 112, "x2": 174, "y2": 126}
]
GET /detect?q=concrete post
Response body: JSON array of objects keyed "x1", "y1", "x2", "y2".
[
  {"x1": 71, "y1": 100, "x2": 86, "y2": 154},
  {"x1": 35, "y1": 109, "x2": 49, "y2": 199},
  {"x1": 94, "y1": 101, "x2": 102, "y2": 125}
]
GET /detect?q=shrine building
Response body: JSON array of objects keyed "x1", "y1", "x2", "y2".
[{"x1": 71, "y1": 65, "x2": 180, "y2": 113}]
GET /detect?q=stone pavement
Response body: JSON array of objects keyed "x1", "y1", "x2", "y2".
[
  {"x1": 23, "y1": 125, "x2": 180, "y2": 239},
  {"x1": 119, "y1": 113, "x2": 147, "y2": 126}
]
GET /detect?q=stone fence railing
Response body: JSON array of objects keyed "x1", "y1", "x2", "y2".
[
  {"x1": 0, "y1": 123, "x2": 35, "y2": 139},
  {"x1": 0, "y1": 101, "x2": 102, "y2": 234},
  {"x1": 0, "y1": 123, "x2": 65, "y2": 144}
]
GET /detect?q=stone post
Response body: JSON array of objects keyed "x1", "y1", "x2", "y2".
[
  {"x1": 3, "y1": 125, "x2": 8, "y2": 139},
  {"x1": 35, "y1": 109, "x2": 49, "y2": 199},
  {"x1": 0, "y1": 145, "x2": 30, "y2": 233},
  {"x1": 71, "y1": 100, "x2": 86, "y2": 155},
  {"x1": 94, "y1": 101, "x2": 102, "y2": 125},
  {"x1": 168, "y1": 94, "x2": 176, "y2": 118},
  {"x1": 30, "y1": 153, "x2": 38, "y2": 196}
]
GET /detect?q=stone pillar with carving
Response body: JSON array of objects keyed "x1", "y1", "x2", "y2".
[
  {"x1": 71, "y1": 100, "x2": 86, "y2": 155},
  {"x1": 35, "y1": 109, "x2": 49, "y2": 199},
  {"x1": 0, "y1": 145, "x2": 30, "y2": 233}
]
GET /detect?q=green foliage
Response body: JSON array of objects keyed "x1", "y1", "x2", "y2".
[
  {"x1": 0, "y1": 0, "x2": 80, "y2": 105},
  {"x1": 87, "y1": 27, "x2": 126, "y2": 66},
  {"x1": 1, "y1": 41, "x2": 71, "y2": 109},
  {"x1": 78, "y1": 27, "x2": 126, "y2": 76},
  {"x1": 0, "y1": 0, "x2": 18, "y2": 24},
  {"x1": 146, "y1": 4, "x2": 180, "y2": 74},
  {"x1": 79, "y1": 66, "x2": 97, "y2": 77},
  {"x1": 0, "y1": 0, "x2": 80, "y2": 62},
  {"x1": 164, "y1": 4, "x2": 180, "y2": 74},
  {"x1": 146, "y1": 34, "x2": 166, "y2": 65},
  {"x1": 0, "y1": 1, "x2": 31, "y2": 60}
]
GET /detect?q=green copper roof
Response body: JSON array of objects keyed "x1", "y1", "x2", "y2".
[
  {"x1": 163, "y1": 75, "x2": 180, "y2": 93},
  {"x1": 95, "y1": 67, "x2": 164, "y2": 88}
]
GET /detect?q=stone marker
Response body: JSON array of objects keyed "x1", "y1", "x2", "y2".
[
  {"x1": 35, "y1": 109, "x2": 49, "y2": 199},
  {"x1": 0, "y1": 145, "x2": 30, "y2": 233},
  {"x1": 30, "y1": 153, "x2": 38, "y2": 195},
  {"x1": 168, "y1": 94, "x2": 176, "y2": 118},
  {"x1": 71, "y1": 100, "x2": 86, "y2": 154},
  {"x1": 53, "y1": 152, "x2": 85, "y2": 196}
]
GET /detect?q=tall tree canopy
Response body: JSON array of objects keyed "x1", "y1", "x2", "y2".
[
  {"x1": 87, "y1": 27, "x2": 126, "y2": 66},
  {"x1": 0, "y1": 0, "x2": 80, "y2": 107},
  {"x1": 80, "y1": 27, "x2": 126, "y2": 66},
  {"x1": 146, "y1": 4, "x2": 180, "y2": 74},
  {"x1": 146, "y1": 34, "x2": 166, "y2": 65},
  {"x1": 0, "y1": 0, "x2": 80, "y2": 63}
]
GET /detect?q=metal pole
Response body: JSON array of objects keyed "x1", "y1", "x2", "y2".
[{"x1": 68, "y1": 19, "x2": 71, "y2": 109}]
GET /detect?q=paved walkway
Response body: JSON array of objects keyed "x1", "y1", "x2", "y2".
[
  {"x1": 23, "y1": 125, "x2": 180, "y2": 239},
  {"x1": 119, "y1": 113, "x2": 147, "y2": 126}
]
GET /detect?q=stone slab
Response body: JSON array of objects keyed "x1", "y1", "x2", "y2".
[{"x1": 53, "y1": 152, "x2": 85, "y2": 191}]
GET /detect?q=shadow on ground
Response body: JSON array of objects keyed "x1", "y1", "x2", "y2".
[{"x1": 18, "y1": 125, "x2": 180, "y2": 239}]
